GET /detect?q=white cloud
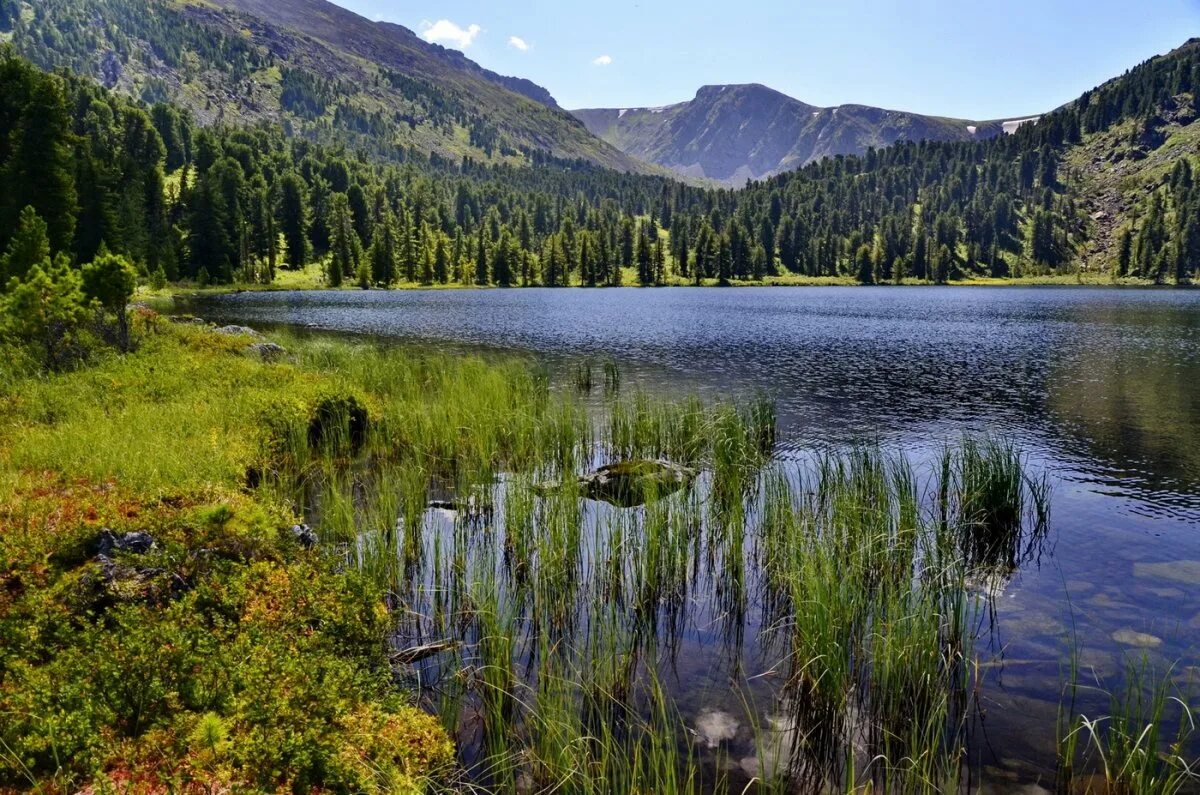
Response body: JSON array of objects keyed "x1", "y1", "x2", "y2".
[
  {"x1": 592, "y1": 54, "x2": 613, "y2": 67},
  {"x1": 420, "y1": 20, "x2": 482, "y2": 50},
  {"x1": 508, "y1": 36, "x2": 530, "y2": 52}
]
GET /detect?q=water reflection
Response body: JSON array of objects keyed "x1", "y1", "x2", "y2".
[{"x1": 186, "y1": 286, "x2": 1200, "y2": 517}]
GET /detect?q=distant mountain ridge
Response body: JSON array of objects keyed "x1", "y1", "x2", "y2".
[
  {"x1": 209, "y1": 0, "x2": 563, "y2": 109},
  {"x1": 574, "y1": 84, "x2": 1031, "y2": 185}
]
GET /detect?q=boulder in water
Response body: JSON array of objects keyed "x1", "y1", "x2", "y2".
[{"x1": 579, "y1": 459, "x2": 696, "y2": 507}]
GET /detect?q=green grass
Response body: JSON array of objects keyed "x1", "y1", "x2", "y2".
[{"x1": 1059, "y1": 659, "x2": 1199, "y2": 794}]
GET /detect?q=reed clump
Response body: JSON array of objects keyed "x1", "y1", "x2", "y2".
[{"x1": 1058, "y1": 660, "x2": 1199, "y2": 795}]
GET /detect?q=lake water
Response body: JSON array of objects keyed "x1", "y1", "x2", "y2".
[{"x1": 187, "y1": 286, "x2": 1200, "y2": 788}]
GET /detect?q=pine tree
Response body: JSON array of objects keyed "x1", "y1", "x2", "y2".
[
  {"x1": 758, "y1": 217, "x2": 776, "y2": 274},
  {"x1": 492, "y1": 230, "x2": 513, "y2": 287},
  {"x1": 0, "y1": 206, "x2": 51, "y2": 286},
  {"x1": 474, "y1": 230, "x2": 489, "y2": 286},
  {"x1": 636, "y1": 227, "x2": 653, "y2": 286},
  {"x1": 3, "y1": 255, "x2": 89, "y2": 370},
  {"x1": 82, "y1": 251, "x2": 138, "y2": 351},
  {"x1": 933, "y1": 244, "x2": 952, "y2": 285},
  {"x1": 619, "y1": 218, "x2": 635, "y2": 270},
  {"x1": 855, "y1": 244, "x2": 875, "y2": 285},
  {"x1": 911, "y1": 230, "x2": 928, "y2": 281},
  {"x1": 418, "y1": 225, "x2": 434, "y2": 285},
  {"x1": 653, "y1": 237, "x2": 667, "y2": 285},
  {"x1": 579, "y1": 233, "x2": 595, "y2": 287},
  {"x1": 186, "y1": 171, "x2": 234, "y2": 283},
  {"x1": 433, "y1": 235, "x2": 450, "y2": 284},
  {"x1": 716, "y1": 235, "x2": 732, "y2": 287},
  {"x1": 1116, "y1": 227, "x2": 1133, "y2": 277}
]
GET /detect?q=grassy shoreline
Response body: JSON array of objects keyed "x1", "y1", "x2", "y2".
[
  {"x1": 135, "y1": 262, "x2": 1180, "y2": 302},
  {"x1": 0, "y1": 320, "x2": 458, "y2": 793}
]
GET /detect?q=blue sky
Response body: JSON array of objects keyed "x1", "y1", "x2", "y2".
[{"x1": 331, "y1": 0, "x2": 1200, "y2": 119}]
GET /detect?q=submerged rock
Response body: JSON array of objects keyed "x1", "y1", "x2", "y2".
[
  {"x1": 1132, "y1": 559, "x2": 1200, "y2": 585},
  {"x1": 1111, "y1": 628, "x2": 1163, "y2": 649},
  {"x1": 428, "y1": 494, "x2": 494, "y2": 518},
  {"x1": 694, "y1": 709, "x2": 739, "y2": 749},
  {"x1": 391, "y1": 639, "x2": 459, "y2": 664},
  {"x1": 580, "y1": 459, "x2": 696, "y2": 507}
]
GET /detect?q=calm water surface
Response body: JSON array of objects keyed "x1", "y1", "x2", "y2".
[{"x1": 188, "y1": 286, "x2": 1200, "y2": 788}]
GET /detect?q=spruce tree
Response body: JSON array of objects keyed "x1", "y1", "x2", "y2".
[
  {"x1": 279, "y1": 173, "x2": 310, "y2": 269},
  {"x1": 328, "y1": 193, "x2": 362, "y2": 286},
  {"x1": 368, "y1": 211, "x2": 398, "y2": 286},
  {"x1": 0, "y1": 72, "x2": 77, "y2": 255}
]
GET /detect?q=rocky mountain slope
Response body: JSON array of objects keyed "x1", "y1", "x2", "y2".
[
  {"x1": 2, "y1": 0, "x2": 643, "y2": 171},
  {"x1": 1067, "y1": 92, "x2": 1199, "y2": 274},
  {"x1": 574, "y1": 83, "x2": 1024, "y2": 185}
]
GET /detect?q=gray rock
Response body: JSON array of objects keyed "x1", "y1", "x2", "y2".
[
  {"x1": 579, "y1": 459, "x2": 696, "y2": 507},
  {"x1": 213, "y1": 325, "x2": 262, "y2": 338},
  {"x1": 391, "y1": 639, "x2": 459, "y2": 664},
  {"x1": 247, "y1": 342, "x2": 287, "y2": 362},
  {"x1": 290, "y1": 524, "x2": 318, "y2": 549},
  {"x1": 97, "y1": 529, "x2": 156, "y2": 556},
  {"x1": 169, "y1": 315, "x2": 207, "y2": 325}
]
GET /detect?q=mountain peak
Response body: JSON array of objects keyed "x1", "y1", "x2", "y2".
[{"x1": 572, "y1": 82, "x2": 992, "y2": 185}]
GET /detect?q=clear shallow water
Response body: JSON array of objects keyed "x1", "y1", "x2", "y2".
[{"x1": 188, "y1": 286, "x2": 1200, "y2": 787}]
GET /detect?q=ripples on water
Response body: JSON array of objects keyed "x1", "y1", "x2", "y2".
[{"x1": 189, "y1": 286, "x2": 1200, "y2": 786}]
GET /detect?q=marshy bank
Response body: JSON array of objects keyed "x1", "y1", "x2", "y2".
[{"x1": 1, "y1": 317, "x2": 1196, "y2": 793}]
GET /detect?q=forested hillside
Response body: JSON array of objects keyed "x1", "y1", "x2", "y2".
[
  {"x1": 0, "y1": 0, "x2": 641, "y2": 171},
  {"x1": 665, "y1": 38, "x2": 1200, "y2": 284}
]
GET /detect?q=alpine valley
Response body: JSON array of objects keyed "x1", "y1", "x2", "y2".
[{"x1": 1, "y1": 1, "x2": 1200, "y2": 793}]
